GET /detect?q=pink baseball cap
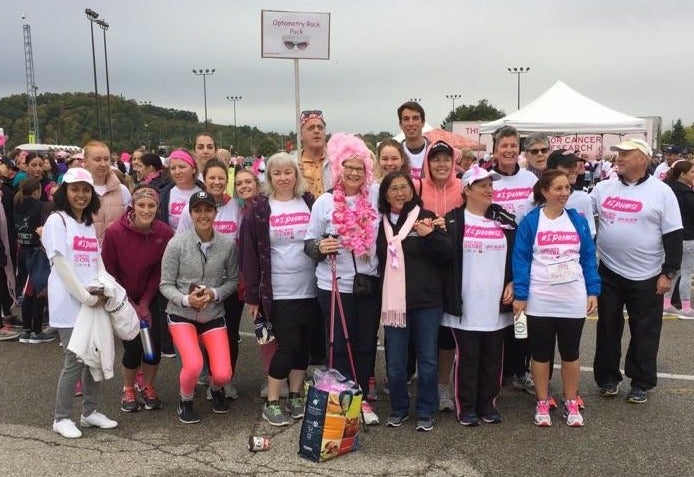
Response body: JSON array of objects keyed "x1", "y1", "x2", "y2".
[
  {"x1": 461, "y1": 164, "x2": 501, "y2": 187},
  {"x1": 62, "y1": 167, "x2": 94, "y2": 186}
]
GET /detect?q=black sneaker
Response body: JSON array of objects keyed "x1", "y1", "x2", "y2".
[
  {"x1": 2, "y1": 316, "x2": 23, "y2": 329},
  {"x1": 210, "y1": 388, "x2": 230, "y2": 413},
  {"x1": 599, "y1": 382, "x2": 621, "y2": 397},
  {"x1": 177, "y1": 400, "x2": 200, "y2": 424},
  {"x1": 626, "y1": 386, "x2": 648, "y2": 404},
  {"x1": 29, "y1": 332, "x2": 57, "y2": 344},
  {"x1": 480, "y1": 409, "x2": 502, "y2": 424},
  {"x1": 385, "y1": 413, "x2": 409, "y2": 428},
  {"x1": 459, "y1": 412, "x2": 480, "y2": 427},
  {"x1": 415, "y1": 416, "x2": 434, "y2": 432},
  {"x1": 18, "y1": 331, "x2": 32, "y2": 343}
]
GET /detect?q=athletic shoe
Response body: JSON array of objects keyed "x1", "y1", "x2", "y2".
[
  {"x1": 576, "y1": 393, "x2": 585, "y2": 410},
  {"x1": 627, "y1": 386, "x2": 648, "y2": 404},
  {"x1": 563, "y1": 399, "x2": 584, "y2": 427},
  {"x1": 481, "y1": 409, "x2": 502, "y2": 424},
  {"x1": 459, "y1": 412, "x2": 480, "y2": 427},
  {"x1": 534, "y1": 399, "x2": 552, "y2": 427},
  {"x1": 438, "y1": 384, "x2": 455, "y2": 412},
  {"x1": 512, "y1": 372, "x2": 536, "y2": 395},
  {"x1": 223, "y1": 383, "x2": 239, "y2": 400},
  {"x1": 599, "y1": 382, "x2": 621, "y2": 397},
  {"x1": 677, "y1": 309, "x2": 694, "y2": 320},
  {"x1": 415, "y1": 416, "x2": 435, "y2": 432},
  {"x1": 361, "y1": 401, "x2": 380, "y2": 425},
  {"x1": 547, "y1": 395, "x2": 558, "y2": 411},
  {"x1": 29, "y1": 332, "x2": 56, "y2": 344},
  {"x1": 177, "y1": 400, "x2": 200, "y2": 424},
  {"x1": 18, "y1": 330, "x2": 32, "y2": 343},
  {"x1": 120, "y1": 387, "x2": 141, "y2": 412},
  {"x1": 74, "y1": 380, "x2": 83, "y2": 397},
  {"x1": 0, "y1": 326, "x2": 20, "y2": 341},
  {"x1": 142, "y1": 385, "x2": 162, "y2": 410},
  {"x1": 53, "y1": 419, "x2": 82, "y2": 439},
  {"x1": 210, "y1": 388, "x2": 230, "y2": 413},
  {"x1": 2, "y1": 316, "x2": 22, "y2": 329},
  {"x1": 80, "y1": 411, "x2": 118, "y2": 429},
  {"x1": 285, "y1": 394, "x2": 305, "y2": 419},
  {"x1": 663, "y1": 305, "x2": 679, "y2": 315},
  {"x1": 367, "y1": 376, "x2": 378, "y2": 401},
  {"x1": 161, "y1": 352, "x2": 177, "y2": 358},
  {"x1": 385, "y1": 413, "x2": 409, "y2": 428},
  {"x1": 262, "y1": 401, "x2": 290, "y2": 427}
]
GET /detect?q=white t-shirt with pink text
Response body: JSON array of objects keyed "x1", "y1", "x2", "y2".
[
  {"x1": 591, "y1": 175, "x2": 682, "y2": 280},
  {"x1": 42, "y1": 212, "x2": 100, "y2": 327},
  {"x1": 269, "y1": 197, "x2": 317, "y2": 299},
  {"x1": 176, "y1": 199, "x2": 241, "y2": 241},
  {"x1": 441, "y1": 210, "x2": 512, "y2": 331},
  {"x1": 653, "y1": 162, "x2": 670, "y2": 181},
  {"x1": 526, "y1": 209, "x2": 586, "y2": 318},
  {"x1": 167, "y1": 186, "x2": 201, "y2": 231},
  {"x1": 492, "y1": 169, "x2": 538, "y2": 221}
]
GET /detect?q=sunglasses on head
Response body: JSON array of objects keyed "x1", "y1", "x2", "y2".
[
  {"x1": 300, "y1": 110, "x2": 324, "y2": 125},
  {"x1": 284, "y1": 41, "x2": 308, "y2": 50},
  {"x1": 527, "y1": 147, "x2": 549, "y2": 155}
]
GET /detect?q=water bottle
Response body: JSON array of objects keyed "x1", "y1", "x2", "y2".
[
  {"x1": 514, "y1": 311, "x2": 528, "y2": 339},
  {"x1": 140, "y1": 321, "x2": 156, "y2": 363}
]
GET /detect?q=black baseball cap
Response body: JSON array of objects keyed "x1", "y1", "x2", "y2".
[
  {"x1": 546, "y1": 149, "x2": 578, "y2": 170},
  {"x1": 428, "y1": 140, "x2": 453, "y2": 158},
  {"x1": 189, "y1": 191, "x2": 217, "y2": 211}
]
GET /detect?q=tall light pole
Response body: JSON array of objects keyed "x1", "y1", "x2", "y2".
[
  {"x1": 192, "y1": 68, "x2": 215, "y2": 126},
  {"x1": 96, "y1": 19, "x2": 112, "y2": 149},
  {"x1": 85, "y1": 8, "x2": 101, "y2": 137},
  {"x1": 225, "y1": 95, "x2": 242, "y2": 148},
  {"x1": 507, "y1": 66, "x2": 530, "y2": 110},
  {"x1": 409, "y1": 97, "x2": 422, "y2": 103},
  {"x1": 445, "y1": 93, "x2": 462, "y2": 123}
]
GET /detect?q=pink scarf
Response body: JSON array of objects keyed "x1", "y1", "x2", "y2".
[{"x1": 380, "y1": 206, "x2": 419, "y2": 328}]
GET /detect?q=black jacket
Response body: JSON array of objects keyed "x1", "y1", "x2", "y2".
[
  {"x1": 666, "y1": 179, "x2": 694, "y2": 240},
  {"x1": 376, "y1": 203, "x2": 454, "y2": 311},
  {"x1": 443, "y1": 203, "x2": 516, "y2": 317}
]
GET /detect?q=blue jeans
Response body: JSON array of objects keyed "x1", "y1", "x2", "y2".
[{"x1": 385, "y1": 307, "x2": 441, "y2": 419}]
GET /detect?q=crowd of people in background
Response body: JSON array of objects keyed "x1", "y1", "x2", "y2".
[{"x1": 0, "y1": 100, "x2": 691, "y2": 439}]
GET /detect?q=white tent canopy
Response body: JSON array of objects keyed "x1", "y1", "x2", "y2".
[{"x1": 480, "y1": 81, "x2": 647, "y2": 135}]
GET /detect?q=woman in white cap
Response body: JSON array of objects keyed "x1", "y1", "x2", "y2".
[
  {"x1": 43, "y1": 168, "x2": 118, "y2": 439},
  {"x1": 441, "y1": 165, "x2": 516, "y2": 427}
]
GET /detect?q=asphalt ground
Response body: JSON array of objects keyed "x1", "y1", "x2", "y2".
[{"x1": 0, "y1": 311, "x2": 693, "y2": 477}]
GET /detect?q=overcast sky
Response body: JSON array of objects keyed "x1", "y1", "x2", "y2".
[{"x1": 1, "y1": 0, "x2": 691, "y2": 139}]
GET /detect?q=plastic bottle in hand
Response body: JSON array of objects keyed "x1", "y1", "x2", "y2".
[
  {"x1": 514, "y1": 311, "x2": 528, "y2": 339},
  {"x1": 140, "y1": 321, "x2": 156, "y2": 363}
]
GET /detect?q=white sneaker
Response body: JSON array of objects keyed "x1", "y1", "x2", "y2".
[
  {"x1": 663, "y1": 305, "x2": 679, "y2": 315},
  {"x1": 80, "y1": 411, "x2": 118, "y2": 429},
  {"x1": 677, "y1": 309, "x2": 694, "y2": 320},
  {"x1": 53, "y1": 419, "x2": 82, "y2": 438},
  {"x1": 438, "y1": 384, "x2": 455, "y2": 412},
  {"x1": 512, "y1": 372, "x2": 536, "y2": 395},
  {"x1": 361, "y1": 401, "x2": 380, "y2": 425}
]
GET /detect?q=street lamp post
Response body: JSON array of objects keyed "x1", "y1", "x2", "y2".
[
  {"x1": 507, "y1": 66, "x2": 530, "y2": 110},
  {"x1": 96, "y1": 19, "x2": 112, "y2": 149},
  {"x1": 225, "y1": 95, "x2": 242, "y2": 148},
  {"x1": 85, "y1": 8, "x2": 101, "y2": 137},
  {"x1": 192, "y1": 68, "x2": 215, "y2": 126},
  {"x1": 445, "y1": 93, "x2": 462, "y2": 123},
  {"x1": 409, "y1": 98, "x2": 422, "y2": 103}
]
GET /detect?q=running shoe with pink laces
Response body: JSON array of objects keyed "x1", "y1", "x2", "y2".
[
  {"x1": 361, "y1": 401, "x2": 380, "y2": 425},
  {"x1": 534, "y1": 399, "x2": 552, "y2": 427},
  {"x1": 563, "y1": 399, "x2": 584, "y2": 427}
]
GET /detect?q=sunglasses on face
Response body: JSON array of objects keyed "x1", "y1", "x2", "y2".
[
  {"x1": 527, "y1": 147, "x2": 549, "y2": 155},
  {"x1": 284, "y1": 41, "x2": 308, "y2": 50}
]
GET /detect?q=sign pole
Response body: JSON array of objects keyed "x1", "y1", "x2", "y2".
[{"x1": 295, "y1": 58, "x2": 302, "y2": 157}]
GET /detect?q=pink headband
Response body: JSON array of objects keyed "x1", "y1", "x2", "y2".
[{"x1": 169, "y1": 149, "x2": 195, "y2": 168}]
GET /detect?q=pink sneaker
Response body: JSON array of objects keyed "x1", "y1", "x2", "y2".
[
  {"x1": 534, "y1": 399, "x2": 551, "y2": 427},
  {"x1": 563, "y1": 399, "x2": 584, "y2": 427}
]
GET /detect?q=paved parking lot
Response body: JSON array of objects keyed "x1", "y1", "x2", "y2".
[{"x1": 1, "y1": 315, "x2": 693, "y2": 477}]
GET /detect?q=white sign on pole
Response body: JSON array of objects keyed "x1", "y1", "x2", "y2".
[{"x1": 261, "y1": 10, "x2": 330, "y2": 60}]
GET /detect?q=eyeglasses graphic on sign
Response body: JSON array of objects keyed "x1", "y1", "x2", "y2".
[{"x1": 282, "y1": 35, "x2": 310, "y2": 50}]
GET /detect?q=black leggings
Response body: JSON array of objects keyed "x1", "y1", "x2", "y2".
[
  {"x1": 122, "y1": 297, "x2": 164, "y2": 369},
  {"x1": 268, "y1": 298, "x2": 318, "y2": 380},
  {"x1": 527, "y1": 316, "x2": 585, "y2": 363},
  {"x1": 224, "y1": 294, "x2": 244, "y2": 370}
]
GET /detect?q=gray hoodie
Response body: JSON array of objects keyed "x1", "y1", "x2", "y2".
[{"x1": 159, "y1": 229, "x2": 238, "y2": 323}]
